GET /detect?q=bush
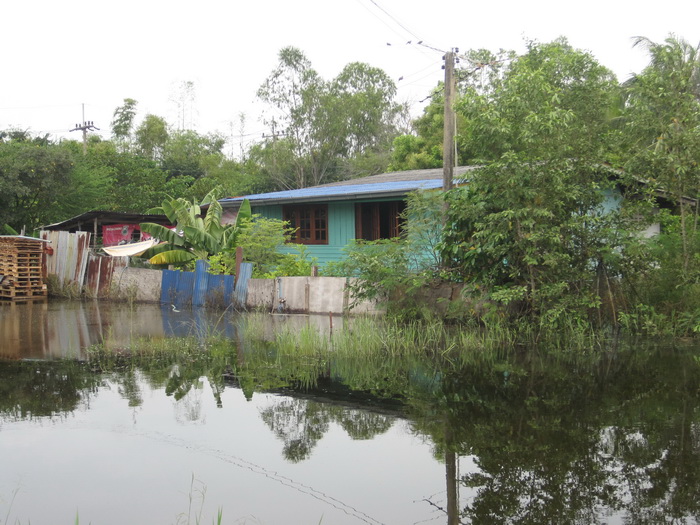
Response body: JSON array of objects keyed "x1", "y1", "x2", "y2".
[{"x1": 209, "y1": 215, "x2": 316, "y2": 278}]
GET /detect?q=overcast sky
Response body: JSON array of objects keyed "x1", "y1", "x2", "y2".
[{"x1": 2, "y1": 0, "x2": 699, "y2": 156}]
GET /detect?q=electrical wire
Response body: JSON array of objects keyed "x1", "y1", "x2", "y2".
[{"x1": 364, "y1": 0, "x2": 423, "y2": 43}]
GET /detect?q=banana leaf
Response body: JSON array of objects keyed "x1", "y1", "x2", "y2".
[
  {"x1": 236, "y1": 199, "x2": 252, "y2": 226},
  {"x1": 139, "y1": 223, "x2": 184, "y2": 246},
  {"x1": 148, "y1": 249, "x2": 196, "y2": 266},
  {"x1": 183, "y1": 226, "x2": 221, "y2": 255},
  {"x1": 205, "y1": 200, "x2": 223, "y2": 233},
  {"x1": 140, "y1": 242, "x2": 173, "y2": 260}
]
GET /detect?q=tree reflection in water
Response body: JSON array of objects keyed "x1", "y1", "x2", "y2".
[{"x1": 1, "y1": 335, "x2": 699, "y2": 523}]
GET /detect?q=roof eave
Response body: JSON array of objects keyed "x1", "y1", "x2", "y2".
[{"x1": 223, "y1": 188, "x2": 439, "y2": 208}]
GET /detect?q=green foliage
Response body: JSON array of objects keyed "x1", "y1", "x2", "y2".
[
  {"x1": 134, "y1": 114, "x2": 169, "y2": 160},
  {"x1": 323, "y1": 238, "x2": 435, "y2": 319},
  {"x1": 111, "y1": 98, "x2": 138, "y2": 146},
  {"x1": 388, "y1": 134, "x2": 441, "y2": 171},
  {"x1": 458, "y1": 38, "x2": 619, "y2": 163},
  {"x1": 0, "y1": 138, "x2": 75, "y2": 231},
  {"x1": 442, "y1": 160, "x2": 638, "y2": 326},
  {"x1": 140, "y1": 192, "x2": 251, "y2": 267},
  {"x1": 208, "y1": 215, "x2": 316, "y2": 278},
  {"x1": 256, "y1": 47, "x2": 402, "y2": 188},
  {"x1": 262, "y1": 245, "x2": 316, "y2": 278},
  {"x1": 622, "y1": 217, "x2": 700, "y2": 335},
  {"x1": 161, "y1": 130, "x2": 226, "y2": 182},
  {"x1": 438, "y1": 40, "x2": 634, "y2": 327},
  {"x1": 622, "y1": 35, "x2": 700, "y2": 282},
  {"x1": 322, "y1": 190, "x2": 447, "y2": 318}
]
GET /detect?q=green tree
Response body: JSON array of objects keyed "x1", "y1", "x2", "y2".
[
  {"x1": 53, "y1": 139, "x2": 114, "y2": 217},
  {"x1": 161, "y1": 129, "x2": 225, "y2": 182},
  {"x1": 0, "y1": 138, "x2": 74, "y2": 231},
  {"x1": 440, "y1": 39, "x2": 629, "y2": 325},
  {"x1": 622, "y1": 35, "x2": 700, "y2": 281},
  {"x1": 257, "y1": 47, "x2": 331, "y2": 189},
  {"x1": 389, "y1": 48, "x2": 514, "y2": 170},
  {"x1": 111, "y1": 98, "x2": 138, "y2": 149},
  {"x1": 134, "y1": 114, "x2": 169, "y2": 161},
  {"x1": 388, "y1": 133, "x2": 441, "y2": 171},
  {"x1": 69, "y1": 139, "x2": 187, "y2": 213},
  {"x1": 458, "y1": 39, "x2": 618, "y2": 162},
  {"x1": 256, "y1": 47, "x2": 402, "y2": 188}
]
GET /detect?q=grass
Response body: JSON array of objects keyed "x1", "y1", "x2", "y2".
[{"x1": 266, "y1": 316, "x2": 511, "y2": 362}]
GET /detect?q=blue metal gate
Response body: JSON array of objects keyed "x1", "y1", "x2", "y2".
[{"x1": 160, "y1": 261, "x2": 251, "y2": 309}]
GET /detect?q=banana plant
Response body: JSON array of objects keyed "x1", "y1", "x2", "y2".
[{"x1": 139, "y1": 189, "x2": 252, "y2": 267}]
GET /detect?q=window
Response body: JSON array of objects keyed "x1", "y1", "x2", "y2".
[
  {"x1": 283, "y1": 205, "x2": 328, "y2": 245},
  {"x1": 355, "y1": 201, "x2": 406, "y2": 241}
]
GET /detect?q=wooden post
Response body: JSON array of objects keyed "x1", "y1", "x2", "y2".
[
  {"x1": 442, "y1": 50, "x2": 456, "y2": 193},
  {"x1": 235, "y1": 246, "x2": 243, "y2": 287}
]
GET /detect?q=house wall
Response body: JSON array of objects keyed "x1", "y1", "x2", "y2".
[
  {"x1": 253, "y1": 198, "x2": 406, "y2": 267},
  {"x1": 253, "y1": 202, "x2": 358, "y2": 267}
]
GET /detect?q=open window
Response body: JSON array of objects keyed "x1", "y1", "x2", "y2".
[
  {"x1": 283, "y1": 204, "x2": 328, "y2": 245},
  {"x1": 355, "y1": 201, "x2": 406, "y2": 241}
]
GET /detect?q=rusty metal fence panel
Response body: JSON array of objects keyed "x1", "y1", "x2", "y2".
[
  {"x1": 41, "y1": 231, "x2": 91, "y2": 286},
  {"x1": 85, "y1": 255, "x2": 127, "y2": 297}
]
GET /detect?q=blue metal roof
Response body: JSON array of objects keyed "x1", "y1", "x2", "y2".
[{"x1": 220, "y1": 179, "x2": 444, "y2": 205}]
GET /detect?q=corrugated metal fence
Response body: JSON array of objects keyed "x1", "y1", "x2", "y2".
[
  {"x1": 41, "y1": 230, "x2": 254, "y2": 308},
  {"x1": 41, "y1": 230, "x2": 91, "y2": 286},
  {"x1": 160, "y1": 260, "x2": 252, "y2": 309}
]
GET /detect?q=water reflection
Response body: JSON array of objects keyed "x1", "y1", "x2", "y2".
[
  {"x1": 0, "y1": 301, "x2": 699, "y2": 523},
  {"x1": 0, "y1": 299, "x2": 340, "y2": 359}
]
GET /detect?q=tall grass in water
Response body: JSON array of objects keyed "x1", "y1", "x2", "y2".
[
  {"x1": 275, "y1": 323, "x2": 329, "y2": 357},
  {"x1": 265, "y1": 316, "x2": 510, "y2": 362}
]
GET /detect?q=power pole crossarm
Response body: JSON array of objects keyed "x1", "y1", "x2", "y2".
[{"x1": 69, "y1": 106, "x2": 100, "y2": 155}]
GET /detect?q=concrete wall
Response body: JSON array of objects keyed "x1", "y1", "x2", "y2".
[
  {"x1": 245, "y1": 276, "x2": 381, "y2": 315},
  {"x1": 106, "y1": 268, "x2": 380, "y2": 316},
  {"x1": 111, "y1": 267, "x2": 162, "y2": 303}
]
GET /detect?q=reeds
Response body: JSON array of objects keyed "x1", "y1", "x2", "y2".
[{"x1": 265, "y1": 316, "x2": 510, "y2": 362}]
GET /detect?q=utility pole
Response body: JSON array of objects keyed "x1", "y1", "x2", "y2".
[
  {"x1": 442, "y1": 49, "x2": 457, "y2": 192},
  {"x1": 69, "y1": 104, "x2": 100, "y2": 155}
]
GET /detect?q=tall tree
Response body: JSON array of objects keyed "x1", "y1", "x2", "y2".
[
  {"x1": 256, "y1": 47, "x2": 402, "y2": 188},
  {"x1": 440, "y1": 39, "x2": 627, "y2": 325},
  {"x1": 257, "y1": 47, "x2": 329, "y2": 189},
  {"x1": 161, "y1": 129, "x2": 225, "y2": 182},
  {"x1": 0, "y1": 139, "x2": 74, "y2": 231},
  {"x1": 111, "y1": 98, "x2": 138, "y2": 150},
  {"x1": 134, "y1": 114, "x2": 169, "y2": 161},
  {"x1": 622, "y1": 35, "x2": 700, "y2": 280}
]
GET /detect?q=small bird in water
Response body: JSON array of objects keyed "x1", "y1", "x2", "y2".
[{"x1": 171, "y1": 304, "x2": 180, "y2": 312}]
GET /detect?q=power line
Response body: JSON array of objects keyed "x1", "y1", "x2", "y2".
[
  {"x1": 355, "y1": 0, "x2": 443, "y2": 59},
  {"x1": 363, "y1": 0, "x2": 424, "y2": 43}
]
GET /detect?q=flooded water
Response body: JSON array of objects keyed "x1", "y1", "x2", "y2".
[{"x1": 1, "y1": 300, "x2": 699, "y2": 524}]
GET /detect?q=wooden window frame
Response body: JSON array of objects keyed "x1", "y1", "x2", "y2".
[
  {"x1": 283, "y1": 204, "x2": 329, "y2": 245},
  {"x1": 355, "y1": 201, "x2": 405, "y2": 241}
]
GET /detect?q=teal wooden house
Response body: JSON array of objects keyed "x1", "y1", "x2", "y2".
[{"x1": 219, "y1": 167, "x2": 473, "y2": 266}]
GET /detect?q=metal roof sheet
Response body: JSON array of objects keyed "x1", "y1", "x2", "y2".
[
  {"x1": 41, "y1": 211, "x2": 171, "y2": 231},
  {"x1": 220, "y1": 179, "x2": 446, "y2": 206}
]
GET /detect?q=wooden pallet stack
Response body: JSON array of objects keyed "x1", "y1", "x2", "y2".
[{"x1": 0, "y1": 236, "x2": 48, "y2": 300}]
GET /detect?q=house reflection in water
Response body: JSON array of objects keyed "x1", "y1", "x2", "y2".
[
  {"x1": 0, "y1": 301, "x2": 171, "y2": 360},
  {"x1": 0, "y1": 300, "x2": 338, "y2": 361}
]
